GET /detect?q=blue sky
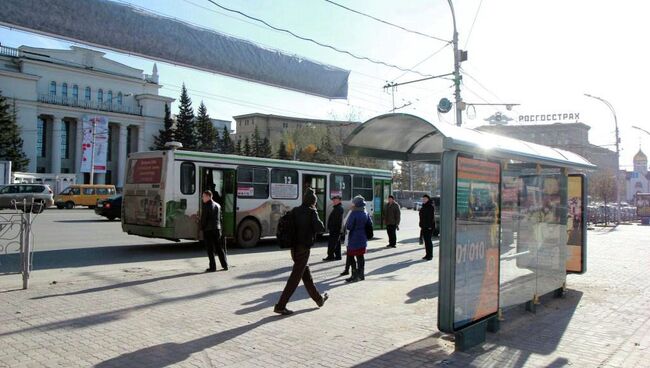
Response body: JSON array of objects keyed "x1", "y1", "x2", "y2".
[{"x1": 1, "y1": 0, "x2": 649, "y2": 169}]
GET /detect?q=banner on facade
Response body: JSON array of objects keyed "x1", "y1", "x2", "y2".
[{"x1": 80, "y1": 115, "x2": 109, "y2": 173}]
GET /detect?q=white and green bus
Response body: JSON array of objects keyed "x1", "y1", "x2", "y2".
[{"x1": 121, "y1": 149, "x2": 392, "y2": 247}]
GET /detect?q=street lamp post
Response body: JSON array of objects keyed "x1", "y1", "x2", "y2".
[{"x1": 584, "y1": 93, "x2": 621, "y2": 225}]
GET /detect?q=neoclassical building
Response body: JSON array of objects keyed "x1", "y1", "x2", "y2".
[
  {"x1": 0, "y1": 42, "x2": 174, "y2": 187},
  {"x1": 625, "y1": 149, "x2": 650, "y2": 202}
]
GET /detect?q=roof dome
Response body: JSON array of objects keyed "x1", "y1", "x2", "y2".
[{"x1": 634, "y1": 149, "x2": 647, "y2": 162}]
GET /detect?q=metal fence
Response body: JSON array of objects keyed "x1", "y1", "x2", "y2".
[{"x1": 0, "y1": 200, "x2": 41, "y2": 289}]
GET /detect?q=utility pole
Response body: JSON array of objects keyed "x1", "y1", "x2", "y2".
[
  {"x1": 585, "y1": 93, "x2": 621, "y2": 225},
  {"x1": 448, "y1": 0, "x2": 463, "y2": 127}
]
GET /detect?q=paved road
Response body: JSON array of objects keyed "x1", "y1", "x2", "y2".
[{"x1": 0, "y1": 208, "x2": 422, "y2": 272}]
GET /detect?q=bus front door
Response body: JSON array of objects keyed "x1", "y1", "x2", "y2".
[
  {"x1": 373, "y1": 179, "x2": 383, "y2": 229},
  {"x1": 200, "y1": 168, "x2": 237, "y2": 239},
  {"x1": 303, "y1": 174, "x2": 327, "y2": 222}
]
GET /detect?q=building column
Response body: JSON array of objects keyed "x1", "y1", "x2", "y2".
[
  {"x1": 74, "y1": 118, "x2": 83, "y2": 181},
  {"x1": 51, "y1": 116, "x2": 63, "y2": 174},
  {"x1": 117, "y1": 123, "x2": 128, "y2": 188},
  {"x1": 137, "y1": 125, "x2": 145, "y2": 152}
]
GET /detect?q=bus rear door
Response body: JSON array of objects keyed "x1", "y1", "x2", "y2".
[{"x1": 200, "y1": 167, "x2": 237, "y2": 238}]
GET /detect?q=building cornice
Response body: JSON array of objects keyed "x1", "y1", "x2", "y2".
[
  {"x1": 233, "y1": 112, "x2": 359, "y2": 125},
  {"x1": 0, "y1": 68, "x2": 40, "y2": 81},
  {"x1": 135, "y1": 93, "x2": 175, "y2": 103},
  {"x1": 18, "y1": 58, "x2": 159, "y2": 87}
]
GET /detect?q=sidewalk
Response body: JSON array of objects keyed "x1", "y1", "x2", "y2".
[{"x1": 1, "y1": 224, "x2": 649, "y2": 367}]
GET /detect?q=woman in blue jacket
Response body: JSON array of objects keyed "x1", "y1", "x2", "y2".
[{"x1": 344, "y1": 195, "x2": 372, "y2": 282}]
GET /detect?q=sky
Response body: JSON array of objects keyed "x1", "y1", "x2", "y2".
[{"x1": 1, "y1": 0, "x2": 649, "y2": 169}]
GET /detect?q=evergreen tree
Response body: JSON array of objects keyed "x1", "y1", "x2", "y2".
[
  {"x1": 0, "y1": 91, "x2": 29, "y2": 171},
  {"x1": 194, "y1": 101, "x2": 218, "y2": 152},
  {"x1": 251, "y1": 126, "x2": 262, "y2": 157},
  {"x1": 277, "y1": 140, "x2": 289, "y2": 160},
  {"x1": 259, "y1": 137, "x2": 272, "y2": 158},
  {"x1": 235, "y1": 139, "x2": 242, "y2": 156},
  {"x1": 175, "y1": 84, "x2": 196, "y2": 150},
  {"x1": 221, "y1": 126, "x2": 234, "y2": 154},
  {"x1": 150, "y1": 104, "x2": 175, "y2": 150},
  {"x1": 243, "y1": 137, "x2": 252, "y2": 156}
]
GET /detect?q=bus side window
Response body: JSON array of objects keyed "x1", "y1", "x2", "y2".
[{"x1": 180, "y1": 162, "x2": 196, "y2": 195}]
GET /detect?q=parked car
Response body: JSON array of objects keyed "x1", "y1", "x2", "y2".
[
  {"x1": 55, "y1": 184, "x2": 116, "y2": 209},
  {"x1": 0, "y1": 183, "x2": 54, "y2": 213},
  {"x1": 94, "y1": 195, "x2": 122, "y2": 221}
]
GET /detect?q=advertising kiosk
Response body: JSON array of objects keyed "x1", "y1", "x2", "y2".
[{"x1": 344, "y1": 113, "x2": 593, "y2": 350}]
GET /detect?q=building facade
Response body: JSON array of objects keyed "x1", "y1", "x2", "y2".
[
  {"x1": 0, "y1": 43, "x2": 174, "y2": 187},
  {"x1": 624, "y1": 150, "x2": 650, "y2": 201},
  {"x1": 477, "y1": 122, "x2": 618, "y2": 173},
  {"x1": 232, "y1": 113, "x2": 360, "y2": 151}
]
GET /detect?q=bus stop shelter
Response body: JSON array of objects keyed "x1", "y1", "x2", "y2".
[{"x1": 344, "y1": 113, "x2": 595, "y2": 350}]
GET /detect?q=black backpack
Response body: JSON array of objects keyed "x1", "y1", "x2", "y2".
[
  {"x1": 365, "y1": 214, "x2": 374, "y2": 240},
  {"x1": 277, "y1": 209, "x2": 296, "y2": 249}
]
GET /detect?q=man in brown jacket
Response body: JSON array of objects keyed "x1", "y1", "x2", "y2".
[{"x1": 385, "y1": 195, "x2": 401, "y2": 248}]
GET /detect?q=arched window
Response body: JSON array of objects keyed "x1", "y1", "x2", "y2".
[
  {"x1": 49, "y1": 81, "x2": 56, "y2": 96},
  {"x1": 117, "y1": 92, "x2": 123, "y2": 105},
  {"x1": 61, "y1": 83, "x2": 68, "y2": 97},
  {"x1": 72, "y1": 85, "x2": 79, "y2": 101},
  {"x1": 107, "y1": 90, "x2": 113, "y2": 104},
  {"x1": 85, "y1": 87, "x2": 91, "y2": 101},
  {"x1": 97, "y1": 89, "x2": 103, "y2": 104}
]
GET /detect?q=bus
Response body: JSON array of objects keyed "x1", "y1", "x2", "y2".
[
  {"x1": 636, "y1": 193, "x2": 650, "y2": 225},
  {"x1": 121, "y1": 149, "x2": 392, "y2": 247}
]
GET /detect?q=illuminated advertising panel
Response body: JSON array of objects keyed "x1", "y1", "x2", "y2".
[
  {"x1": 453, "y1": 156, "x2": 501, "y2": 330},
  {"x1": 566, "y1": 174, "x2": 587, "y2": 274}
]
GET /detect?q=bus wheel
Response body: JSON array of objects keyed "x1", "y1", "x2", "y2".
[
  {"x1": 237, "y1": 219, "x2": 260, "y2": 248},
  {"x1": 65, "y1": 201, "x2": 75, "y2": 209}
]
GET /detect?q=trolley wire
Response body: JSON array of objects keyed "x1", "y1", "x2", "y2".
[{"x1": 203, "y1": 0, "x2": 434, "y2": 77}]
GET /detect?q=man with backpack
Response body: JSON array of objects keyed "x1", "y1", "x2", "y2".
[{"x1": 274, "y1": 188, "x2": 328, "y2": 315}]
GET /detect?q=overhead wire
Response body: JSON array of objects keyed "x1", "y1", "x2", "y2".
[
  {"x1": 321, "y1": 0, "x2": 451, "y2": 43},
  {"x1": 463, "y1": 0, "x2": 484, "y2": 48},
  {"x1": 389, "y1": 43, "x2": 452, "y2": 82},
  {"x1": 202, "y1": 0, "x2": 433, "y2": 77}
]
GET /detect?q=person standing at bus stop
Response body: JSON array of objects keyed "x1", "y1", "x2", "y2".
[
  {"x1": 384, "y1": 195, "x2": 401, "y2": 248},
  {"x1": 274, "y1": 188, "x2": 328, "y2": 315},
  {"x1": 419, "y1": 194, "x2": 435, "y2": 261},
  {"x1": 201, "y1": 190, "x2": 228, "y2": 272},
  {"x1": 323, "y1": 195, "x2": 344, "y2": 261}
]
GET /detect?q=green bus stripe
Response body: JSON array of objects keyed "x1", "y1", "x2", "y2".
[{"x1": 174, "y1": 151, "x2": 392, "y2": 177}]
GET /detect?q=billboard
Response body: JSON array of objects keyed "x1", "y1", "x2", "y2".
[
  {"x1": 566, "y1": 174, "x2": 587, "y2": 274},
  {"x1": 80, "y1": 116, "x2": 109, "y2": 173},
  {"x1": 439, "y1": 155, "x2": 501, "y2": 333}
]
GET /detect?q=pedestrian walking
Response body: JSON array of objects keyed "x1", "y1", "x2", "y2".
[
  {"x1": 344, "y1": 195, "x2": 372, "y2": 283},
  {"x1": 338, "y1": 204, "x2": 353, "y2": 276},
  {"x1": 323, "y1": 195, "x2": 344, "y2": 261},
  {"x1": 384, "y1": 195, "x2": 401, "y2": 248},
  {"x1": 274, "y1": 188, "x2": 329, "y2": 315},
  {"x1": 201, "y1": 190, "x2": 228, "y2": 272},
  {"x1": 419, "y1": 194, "x2": 435, "y2": 261}
]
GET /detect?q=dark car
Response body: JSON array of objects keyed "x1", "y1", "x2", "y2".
[{"x1": 95, "y1": 195, "x2": 122, "y2": 221}]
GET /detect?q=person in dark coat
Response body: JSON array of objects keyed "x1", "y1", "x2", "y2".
[
  {"x1": 384, "y1": 195, "x2": 401, "y2": 248},
  {"x1": 323, "y1": 195, "x2": 344, "y2": 261},
  {"x1": 344, "y1": 195, "x2": 372, "y2": 282},
  {"x1": 201, "y1": 190, "x2": 228, "y2": 272},
  {"x1": 419, "y1": 194, "x2": 435, "y2": 261},
  {"x1": 274, "y1": 188, "x2": 328, "y2": 315}
]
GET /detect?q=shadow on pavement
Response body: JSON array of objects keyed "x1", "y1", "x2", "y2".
[
  {"x1": 405, "y1": 282, "x2": 438, "y2": 304},
  {"x1": 0, "y1": 242, "x2": 204, "y2": 272},
  {"x1": 31, "y1": 272, "x2": 201, "y2": 300},
  {"x1": 94, "y1": 310, "x2": 317, "y2": 368},
  {"x1": 354, "y1": 290, "x2": 582, "y2": 367}
]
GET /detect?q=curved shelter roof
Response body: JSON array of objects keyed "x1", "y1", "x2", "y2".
[{"x1": 344, "y1": 113, "x2": 595, "y2": 169}]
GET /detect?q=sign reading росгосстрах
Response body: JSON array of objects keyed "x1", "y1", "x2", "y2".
[{"x1": 518, "y1": 112, "x2": 580, "y2": 123}]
